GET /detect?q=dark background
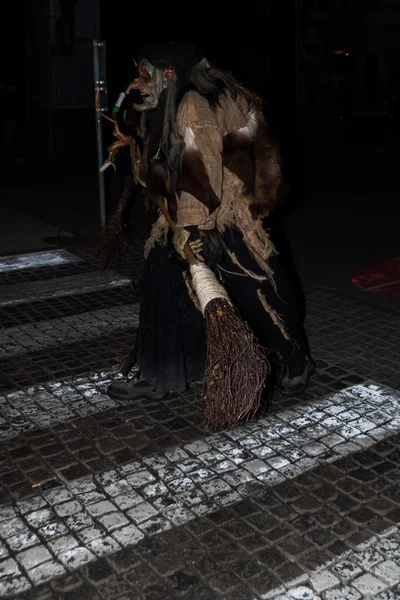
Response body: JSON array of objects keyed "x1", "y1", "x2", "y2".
[
  {"x1": 1, "y1": 0, "x2": 399, "y2": 239},
  {"x1": 0, "y1": 1, "x2": 300, "y2": 170},
  {"x1": 3, "y1": 1, "x2": 399, "y2": 164}
]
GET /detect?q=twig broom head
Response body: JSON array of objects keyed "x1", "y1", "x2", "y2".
[{"x1": 190, "y1": 262, "x2": 269, "y2": 428}]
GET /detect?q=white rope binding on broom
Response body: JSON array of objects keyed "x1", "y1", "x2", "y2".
[{"x1": 189, "y1": 262, "x2": 230, "y2": 315}]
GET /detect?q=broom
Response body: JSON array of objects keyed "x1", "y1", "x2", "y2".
[
  {"x1": 93, "y1": 175, "x2": 136, "y2": 271},
  {"x1": 156, "y1": 198, "x2": 270, "y2": 428}
]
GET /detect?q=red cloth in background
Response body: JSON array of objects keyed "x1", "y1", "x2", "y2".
[{"x1": 352, "y1": 257, "x2": 400, "y2": 294}]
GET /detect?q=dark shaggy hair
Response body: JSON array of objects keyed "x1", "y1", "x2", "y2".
[{"x1": 156, "y1": 60, "x2": 262, "y2": 190}]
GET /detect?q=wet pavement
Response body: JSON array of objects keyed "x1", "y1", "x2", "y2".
[{"x1": 0, "y1": 245, "x2": 399, "y2": 599}]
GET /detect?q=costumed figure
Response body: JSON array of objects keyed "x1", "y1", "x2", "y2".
[{"x1": 103, "y1": 42, "x2": 314, "y2": 426}]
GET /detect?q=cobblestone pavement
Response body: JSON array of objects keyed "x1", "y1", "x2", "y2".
[{"x1": 0, "y1": 249, "x2": 399, "y2": 599}]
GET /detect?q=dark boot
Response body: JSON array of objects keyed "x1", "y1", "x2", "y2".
[
  {"x1": 278, "y1": 355, "x2": 315, "y2": 397},
  {"x1": 120, "y1": 349, "x2": 139, "y2": 377},
  {"x1": 107, "y1": 378, "x2": 168, "y2": 403}
]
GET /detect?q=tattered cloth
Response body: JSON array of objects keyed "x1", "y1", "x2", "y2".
[{"x1": 143, "y1": 89, "x2": 284, "y2": 280}]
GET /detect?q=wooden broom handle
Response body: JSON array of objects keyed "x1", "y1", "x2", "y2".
[{"x1": 156, "y1": 197, "x2": 196, "y2": 261}]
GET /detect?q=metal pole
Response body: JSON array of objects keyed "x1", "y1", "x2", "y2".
[
  {"x1": 93, "y1": 41, "x2": 107, "y2": 226},
  {"x1": 294, "y1": 0, "x2": 300, "y2": 125}
]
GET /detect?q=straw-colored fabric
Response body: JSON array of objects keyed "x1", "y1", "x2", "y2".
[
  {"x1": 175, "y1": 91, "x2": 276, "y2": 267},
  {"x1": 176, "y1": 92, "x2": 247, "y2": 231}
]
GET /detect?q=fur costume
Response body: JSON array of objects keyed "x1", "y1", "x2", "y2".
[
  {"x1": 103, "y1": 43, "x2": 311, "y2": 400},
  {"x1": 132, "y1": 89, "x2": 284, "y2": 279}
]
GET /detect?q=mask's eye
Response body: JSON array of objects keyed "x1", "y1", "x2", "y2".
[{"x1": 139, "y1": 66, "x2": 151, "y2": 83}]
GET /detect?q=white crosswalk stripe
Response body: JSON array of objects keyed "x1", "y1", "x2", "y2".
[
  {"x1": 0, "y1": 304, "x2": 139, "y2": 357},
  {"x1": 263, "y1": 526, "x2": 400, "y2": 599},
  {"x1": 1, "y1": 251, "x2": 400, "y2": 598},
  {"x1": 0, "y1": 250, "x2": 81, "y2": 273},
  {"x1": 0, "y1": 369, "x2": 120, "y2": 439},
  {"x1": 0, "y1": 381, "x2": 400, "y2": 596},
  {"x1": 0, "y1": 270, "x2": 131, "y2": 306}
]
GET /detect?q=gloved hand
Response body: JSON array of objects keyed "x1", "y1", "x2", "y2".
[{"x1": 172, "y1": 228, "x2": 203, "y2": 260}]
